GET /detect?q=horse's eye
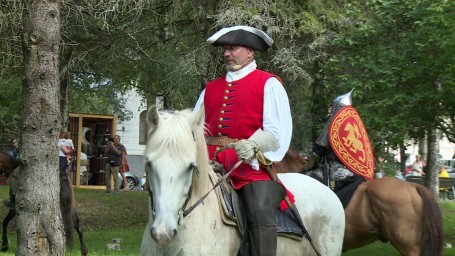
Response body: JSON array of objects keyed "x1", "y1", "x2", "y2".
[
  {"x1": 189, "y1": 163, "x2": 198, "y2": 175},
  {"x1": 189, "y1": 163, "x2": 197, "y2": 171}
]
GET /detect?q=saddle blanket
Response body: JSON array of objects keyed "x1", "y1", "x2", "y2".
[{"x1": 208, "y1": 170, "x2": 305, "y2": 240}]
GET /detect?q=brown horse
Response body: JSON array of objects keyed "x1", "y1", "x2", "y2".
[
  {"x1": 276, "y1": 148, "x2": 444, "y2": 256},
  {"x1": 0, "y1": 151, "x2": 87, "y2": 255}
]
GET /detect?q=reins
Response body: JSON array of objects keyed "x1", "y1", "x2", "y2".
[
  {"x1": 179, "y1": 146, "x2": 242, "y2": 222},
  {"x1": 179, "y1": 161, "x2": 243, "y2": 223}
]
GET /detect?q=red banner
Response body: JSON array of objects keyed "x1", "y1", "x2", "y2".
[{"x1": 329, "y1": 106, "x2": 374, "y2": 180}]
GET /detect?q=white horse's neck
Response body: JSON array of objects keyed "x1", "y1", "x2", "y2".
[{"x1": 191, "y1": 125, "x2": 211, "y2": 198}]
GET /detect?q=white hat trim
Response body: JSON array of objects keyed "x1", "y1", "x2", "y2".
[{"x1": 207, "y1": 25, "x2": 273, "y2": 46}]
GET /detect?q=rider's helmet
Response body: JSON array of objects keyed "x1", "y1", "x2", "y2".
[
  {"x1": 329, "y1": 89, "x2": 353, "y2": 117},
  {"x1": 333, "y1": 89, "x2": 353, "y2": 106},
  {"x1": 315, "y1": 89, "x2": 354, "y2": 149}
]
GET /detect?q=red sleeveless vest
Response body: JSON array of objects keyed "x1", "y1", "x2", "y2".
[{"x1": 204, "y1": 70, "x2": 293, "y2": 210}]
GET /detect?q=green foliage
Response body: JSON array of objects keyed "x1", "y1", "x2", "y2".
[
  {"x1": 0, "y1": 73, "x2": 22, "y2": 137},
  {"x1": 0, "y1": 0, "x2": 454, "y2": 153},
  {"x1": 441, "y1": 201, "x2": 455, "y2": 243},
  {"x1": 318, "y1": 0, "x2": 455, "y2": 153}
]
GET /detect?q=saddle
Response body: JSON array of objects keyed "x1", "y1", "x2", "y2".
[{"x1": 208, "y1": 162, "x2": 305, "y2": 241}]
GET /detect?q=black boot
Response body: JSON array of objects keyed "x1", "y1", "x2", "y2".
[
  {"x1": 241, "y1": 181, "x2": 286, "y2": 256},
  {"x1": 3, "y1": 194, "x2": 15, "y2": 209}
]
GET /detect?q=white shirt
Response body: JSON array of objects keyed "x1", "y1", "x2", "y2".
[
  {"x1": 194, "y1": 60, "x2": 292, "y2": 165},
  {"x1": 57, "y1": 139, "x2": 66, "y2": 157},
  {"x1": 57, "y1": 138, "x2": 74, "y2": 157}
]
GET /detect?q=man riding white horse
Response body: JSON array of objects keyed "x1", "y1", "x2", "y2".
[{"x1": 194, "y1": 25, "x2": 294, "y2": 256}]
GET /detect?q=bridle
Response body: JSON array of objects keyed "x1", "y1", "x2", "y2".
[{"x1": 146, "y1": 133, "x2": 241, "y2": 225}]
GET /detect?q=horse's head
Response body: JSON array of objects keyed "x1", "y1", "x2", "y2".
[{"x1": 144, "y1": 105, "x2": 206, "y2": 245}]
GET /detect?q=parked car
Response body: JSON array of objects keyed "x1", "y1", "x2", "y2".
[
  {"x1": 119, "y1": 171, "x2": 140, "y2": 190},
  {"x1": 80, "y1": 170, "x2": 140, "y2": 190}
]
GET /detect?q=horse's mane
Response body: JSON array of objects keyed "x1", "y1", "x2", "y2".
[
  {"x1": 146, "y1": 109, "x2": 210, "y2": 174},
  {"x1": 146, "y1": 110, "x2": 195, "y2": 161},
  {"x1": 145, "y1": 108, "x2": 211, "y2": 196},
  {"x1": 194, "y1": 119, "x2": 210, "y2": 175}
]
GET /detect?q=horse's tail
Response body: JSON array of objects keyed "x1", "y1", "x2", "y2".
[
  {"x1": 60, "y1": 172, "x2": 75, "y2": 249},
  {"x1": 416, "y1": 185, "x2": 444, "y2": 256}
]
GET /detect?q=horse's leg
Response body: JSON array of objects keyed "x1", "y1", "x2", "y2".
[
  {"x1": 343, "y1": 184, "x2": 380, "y2": 250},
  {"x1": 73, "y1": 211, "x2": 88, "y2": 256},
  {"x1": 60, "y1": 173, "x2": 75, "y2": 250},
  {"x1": 63, "y1": 171, "x2": 88, "y2": 256},
  {"x1": 1, "y1": 209, "x2": 16, "y2": 252}
]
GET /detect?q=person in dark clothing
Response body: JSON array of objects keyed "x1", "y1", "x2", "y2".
[{"x1": 104, "y1": 135, "x2": 126, "y2": 193}]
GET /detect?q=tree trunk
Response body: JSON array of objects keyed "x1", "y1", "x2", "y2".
[
  {"x1": 60, "y1": 73, "x2": 69, "y2": 127},
  {"x1": 17, "y1": 0, "x2": 65, "y2": 255},
  {"x1": 425, "y1": 129, "x2": 439, "y2": 197},
  {"x1": 418, "y1": 135, "x2": 427, "y2": 161},
  {"x1": 399, "y1": 142, "x2": 407, "y2": 176}
]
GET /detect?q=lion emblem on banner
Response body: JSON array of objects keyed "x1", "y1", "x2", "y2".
[{"x1": 329, "y1": 106, "x2": 374, "y2": 180}]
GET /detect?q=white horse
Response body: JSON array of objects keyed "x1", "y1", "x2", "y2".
[{"x1": 140, "y1": 106, "x2": 345, "y2": 256}]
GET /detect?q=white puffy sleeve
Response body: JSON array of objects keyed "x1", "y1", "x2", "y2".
[{"x1": 262, "y1": 77, "x2": 292, "y2": 162}]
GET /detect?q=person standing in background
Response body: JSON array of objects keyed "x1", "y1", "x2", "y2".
[
  {"x1": 58, "y1": 130, "x2": 73, "y2": 173},
  {"x1": 439, "y1": 165, "x2": 449, "y2": 178},
  {"x1": 104, "y1": 135, "x2": 126, "y2": 193},
  {"x1": 119, "y1": 149, "x2": 129, "y2": 190},
  {"x1": 62, "y1": 131, "x2": 75, "y2": 165},
  {"x1": 411, "y1": 154, "x2": 425, "y2": 176}
]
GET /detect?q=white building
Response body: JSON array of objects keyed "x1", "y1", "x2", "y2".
[
  {"x1": 115, "y1": 89, "x2": 147, "y2": 177},
  {"x1": 398, "y1": 136, "x2": 454, "y2": 164}
]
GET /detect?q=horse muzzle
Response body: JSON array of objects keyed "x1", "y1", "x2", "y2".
[{"x1": 151, "y1": 225, "x2": 177, "y2": 245}]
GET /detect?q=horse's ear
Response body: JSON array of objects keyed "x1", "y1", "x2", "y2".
[{"x1": 147, "y1": 105, "x2": 160, "y2": 129}]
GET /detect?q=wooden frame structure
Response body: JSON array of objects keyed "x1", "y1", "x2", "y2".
[{"x1": 68, "y1": 113, "x2": 117, "y2": 188}]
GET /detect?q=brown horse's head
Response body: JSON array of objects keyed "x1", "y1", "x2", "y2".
[
  {"x1": 275, "y1": 148, "x2": 308, "y2": 173},
  {"x1": 0, "y1": 152, "x2": 20, "y2": 178}
]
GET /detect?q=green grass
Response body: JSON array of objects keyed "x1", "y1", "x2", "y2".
[
  {"x1": 0, "y1": 186, "x2": 454, "y2": 255},
  {"x1": 0, "y1": 186, "x2": 149, "y2": 255}
]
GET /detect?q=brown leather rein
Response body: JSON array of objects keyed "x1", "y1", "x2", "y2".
[{"x1": 178, "y1": 144, "x2": 241, "y2": 223}]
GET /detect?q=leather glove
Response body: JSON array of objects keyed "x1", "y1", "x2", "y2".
[{"x1": 229, "y1": 129, "x2": 279, "y2": 164}]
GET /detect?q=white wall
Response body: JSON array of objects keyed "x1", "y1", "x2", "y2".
[
  {"x1": 116, "y1": 89, "x2": 147, "y2": 176},
  {"x1": 439, "y1": 137, "x2": 455, "y2": 160},
  {"x1": 116, "y1": 89, "x2": 146, "y2": 155}
]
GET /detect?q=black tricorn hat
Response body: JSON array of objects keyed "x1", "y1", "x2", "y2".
[{"x1": 207, "y1": 25, "x2": 273, "y2": 52}]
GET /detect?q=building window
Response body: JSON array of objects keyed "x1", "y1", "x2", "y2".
[{"x1": 139, "y1": 110, "x2": 147, "y2": 145}]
